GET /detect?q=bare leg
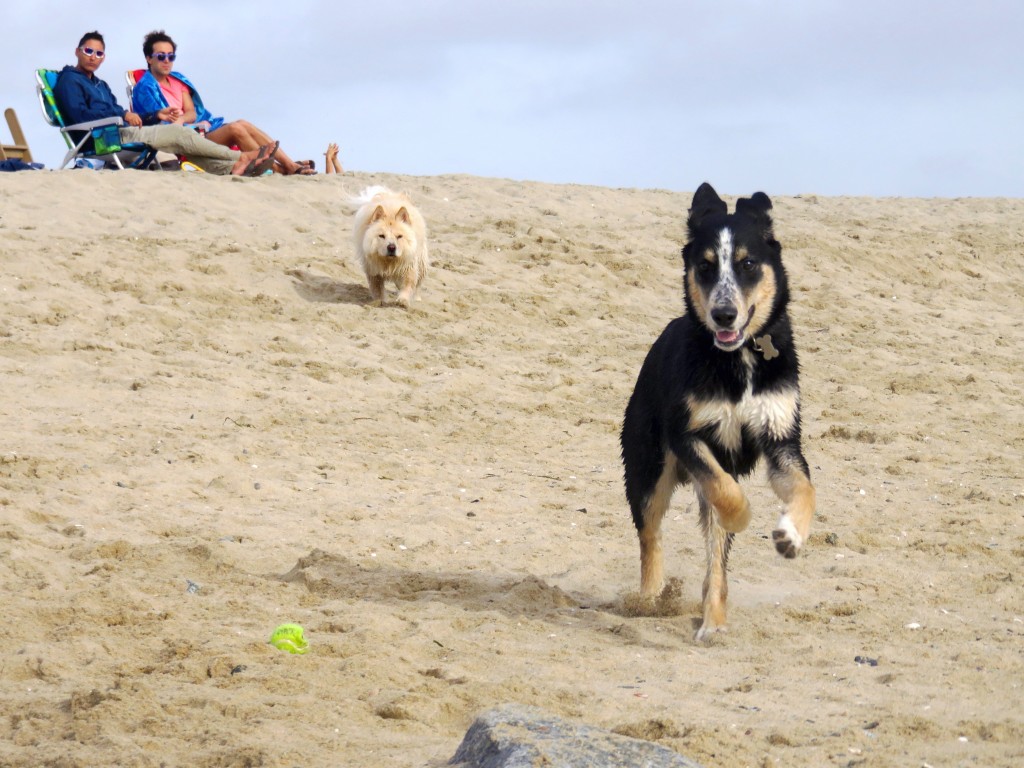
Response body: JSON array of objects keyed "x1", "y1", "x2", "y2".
[
  {"x1": 207, "y1": 120, "x2": 307, "y2": 175},
  {"x1": 325, "y1": 142, "x2": 343, "y2": 174},
  {"x1": 206, "y1": 122, "x2": 261, "y2": 152},
  {"x1": 229, "y1": 146, "x2": 270, "y2": 176},
  {"x1": 227, "y1": 120, "x2": 308, "y2": 174}
]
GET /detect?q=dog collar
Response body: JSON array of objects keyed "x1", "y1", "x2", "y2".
[{"x1": 752, "y1": 334, "x2": 779, "y2": 360}]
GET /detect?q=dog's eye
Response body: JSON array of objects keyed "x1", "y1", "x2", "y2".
[
  {"x1": 740, "y1": 259, "x2": 757, "y2": 273},
  {"x1": 695, "y1": 262, "x2": 713, "y2": 276}
]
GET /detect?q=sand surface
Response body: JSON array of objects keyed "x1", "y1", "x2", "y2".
[{"x1": 1, "y1": 170, "x2": 1022, "y2": 767}]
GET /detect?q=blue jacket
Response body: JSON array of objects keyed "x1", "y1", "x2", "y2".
[
  {"x1": 53, "y1": 65, "x2": 172, "y2": 149},
  {"x1": 53, "y1": 66, "x2": 127, "y2": 145},
  {"x1": 131, "y1": 70, "x2": 225, "y2": 133}
]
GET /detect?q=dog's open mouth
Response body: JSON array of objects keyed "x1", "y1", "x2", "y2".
[{"x1": 713, "y1": 306, "x2": 755, "y2": 350}]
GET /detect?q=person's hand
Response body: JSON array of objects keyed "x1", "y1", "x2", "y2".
[
  {"x1": 157, "y1": 107, "x2": 184, "y2": 123},
  {"x1": 124, "y1": 111, "x2": 143, "y2": 127}
]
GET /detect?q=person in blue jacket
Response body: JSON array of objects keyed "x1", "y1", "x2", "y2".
[
  {"x1": 132, "y1": 30, "x2": 315, "y2": 175},
  {"x1": 54, "y1": 31, "x2": 276, "y2": 175}
]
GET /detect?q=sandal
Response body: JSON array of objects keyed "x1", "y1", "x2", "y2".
[{"x1": 244, "y1": 141, "x2": 280, "y2": 177}]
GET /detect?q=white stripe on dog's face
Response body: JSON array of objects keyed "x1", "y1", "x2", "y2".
[
  {"x1": 717, "y1": 228, "x2": 734, "y2": 262},
  {"x1": 710, "y1": 228, "x2": 738, "y2": 309}
]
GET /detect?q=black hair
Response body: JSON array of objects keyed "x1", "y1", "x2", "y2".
[
  {"x1": 78, "y1": 31, "x2": 104, "y2": 49},
  {"x1": 143, "y1": 30, "x2": 177, "y2": 59}
]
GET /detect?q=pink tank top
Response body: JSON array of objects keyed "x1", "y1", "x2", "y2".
[{"x1": 159, "y1": 76, "x2": 188, "y2": 111}]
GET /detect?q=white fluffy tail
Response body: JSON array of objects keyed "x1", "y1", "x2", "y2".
[{"x1": 350, "y1": 185, "x2": 392, "y2": 206}]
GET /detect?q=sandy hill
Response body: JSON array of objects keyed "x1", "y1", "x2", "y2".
[{"x1": 1, "y1": 171, "x2": 1021, "y2": 766}]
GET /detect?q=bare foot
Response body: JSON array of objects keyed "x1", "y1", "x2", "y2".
[
  {"x1": 231, "y1": 147, "x2": 263, "y2": 176},
  {"x1": 249, "y1": 142, "x2": 279, "y2": 176},
  {"x1": 325, "y1": 142, "x2": 342, "y2": 174}
]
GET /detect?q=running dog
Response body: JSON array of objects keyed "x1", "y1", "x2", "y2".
[
  {"x1": 620, "y1": 182, "x2": 816, "y2": 641},
  {"x1": 352, "y1": 186, "x2": 429, "y2": 308}
]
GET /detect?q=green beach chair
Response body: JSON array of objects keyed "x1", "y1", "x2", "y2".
[{"x1": 35, "y1": 68, "x2": 159, "y2": 170}]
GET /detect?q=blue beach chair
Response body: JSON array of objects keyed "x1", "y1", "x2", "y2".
[{"x1": 35, "y1": 68, "x2": 159, "y2": 170}]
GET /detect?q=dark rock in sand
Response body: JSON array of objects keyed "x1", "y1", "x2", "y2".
[{"x1": 449, "y1": 704, "x2": 703, "y2": 768}]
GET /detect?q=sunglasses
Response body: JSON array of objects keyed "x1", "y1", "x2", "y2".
[
  {"x1": 150, "y1": 52, "x2": 177, "y2": 62},
  {"x1": 80, "y1": 46, "x2": 105, "y2": 59}
]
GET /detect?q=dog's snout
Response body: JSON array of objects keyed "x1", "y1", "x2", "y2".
[
  {"x1": 386, "y1": 243, "x2": 398, "y2": 256},
  {"x1": 711, "y1": 305, "x2": 738, "y2": 328}
]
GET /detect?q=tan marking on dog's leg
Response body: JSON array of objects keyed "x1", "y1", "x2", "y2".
[
  {"x1": 638, "y1": 526, "x2": 663, "y2": 601},
  {"x1": 696, "y1": 495, "x2": 730, "y2": 641},
  {"x1": 693, "y1": 443, "x2": 750, "y2": 533},
  {"x1": 770, "y1": 468, "x2": 816, "y2": 559},
  {"x1": 638, "y1": 457, "x2": 678, "y2": 599}
]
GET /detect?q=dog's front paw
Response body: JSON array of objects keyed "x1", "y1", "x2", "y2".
[
  {"x1": 772, "y1": 515, "x2": 804, "y2": 559},
  {"x1": 694, "y1": 622, "x2": 727, "y2": 643}
]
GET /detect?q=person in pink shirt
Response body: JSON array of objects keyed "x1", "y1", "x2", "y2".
[{"x1": 134, "y1": 30, "x2": 316, "y2": 175}]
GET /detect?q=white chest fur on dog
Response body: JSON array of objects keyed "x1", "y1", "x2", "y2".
[{"x1": 687, "y1": 385, "x2": 799, "y2": 454}]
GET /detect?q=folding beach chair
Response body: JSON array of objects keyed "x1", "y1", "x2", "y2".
[
  {"x1": 1, "y1": 108, "x2": 33, "y2": 162},
  {"x1": 125, "y1": 68, "x2": 146, "y2": 104},
  {"x1": 35, "y1": 68, "x2": 159, "y2": 170},
  {"x1": 123, "y1": 68, "x2": 202, "y2": 170}
]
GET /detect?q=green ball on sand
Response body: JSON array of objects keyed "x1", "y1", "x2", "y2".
[{"x1": 269, "y1": 623, "x2": 308, "y2": 654}]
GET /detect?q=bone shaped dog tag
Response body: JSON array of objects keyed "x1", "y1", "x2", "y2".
[{"x1": 754, "y1": 334, "x2": 779, "y2": 360}]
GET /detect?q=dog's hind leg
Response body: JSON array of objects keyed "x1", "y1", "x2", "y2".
[{"x1": 696, "y1": 488, "x2": 734, "y2": 641}]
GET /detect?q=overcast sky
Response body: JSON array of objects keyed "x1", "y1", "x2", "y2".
[{"x1": 6, "y1": 1, "x2": 1023, "y2": 197}]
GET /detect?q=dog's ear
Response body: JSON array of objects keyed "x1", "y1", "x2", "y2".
[
  {"x1": 370, "y1": 205, "x2": 387, "y2": 223},
  {"x1": 688, "y1": 182, "x2": 728, "y2": 231},
  {"x1": 735, "y1": 192, "x2": 775, "y2": 237},
  {"x1": 735, "y1": 191, "x2": 772, "y2": 219},
  {"x1": 396, "y1": 207, "x2": 411, "y2": 225}
]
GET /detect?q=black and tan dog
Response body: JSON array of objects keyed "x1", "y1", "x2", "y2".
[{"x1": 620, "y1": 182, "x2": 816, "y2": 641}]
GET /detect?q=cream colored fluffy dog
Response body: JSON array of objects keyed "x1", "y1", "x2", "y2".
[{"x1": 352, "y1": 186, "x2": 429, "y2": 308}]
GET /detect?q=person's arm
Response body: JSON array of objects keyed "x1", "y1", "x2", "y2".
[
  {"x1": 54, "y1": 72, "x2": 119, "y2": 124},
  {"x1": 180, "y1": 88, "x2": 200, "y2": 126},
  {"x1": 132, "y1": 74, "x2": 181, "y2": 126}
]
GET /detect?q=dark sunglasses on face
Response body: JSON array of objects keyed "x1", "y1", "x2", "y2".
[
  {"x1": 80, "y1": 46, "x2": 105, "y2": 59},
  {"x1": 151, "y1": 52, "x2": 177, "y2": 62}
]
